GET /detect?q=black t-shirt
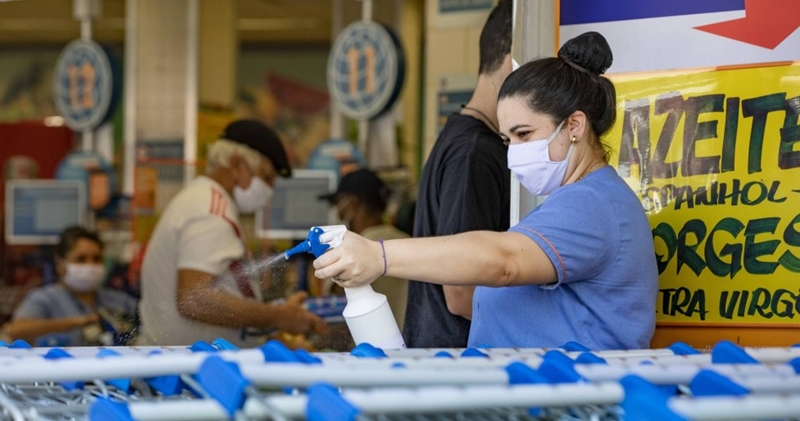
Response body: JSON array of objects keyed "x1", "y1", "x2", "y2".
[{"x1": 403, "y1": 113, "x2": 510, "y2": 348}]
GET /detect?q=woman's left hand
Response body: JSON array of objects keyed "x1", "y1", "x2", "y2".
[{"x1": 312, "y1": 231, "x2": 384, "y2": 288}]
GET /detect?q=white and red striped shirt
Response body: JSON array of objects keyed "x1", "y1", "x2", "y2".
[{"x1": 138, "y1": 176, "x2": 261, "y2": 346}]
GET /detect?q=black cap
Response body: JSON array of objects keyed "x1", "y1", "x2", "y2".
[
  {"x1": 320, "y1": 169, "x2": 389, "y2": 212},
  {"x1": 220, "y1": 119, "x2": 292, "y2": 177}
]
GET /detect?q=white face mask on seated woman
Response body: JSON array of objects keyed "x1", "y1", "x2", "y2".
[
  {"x1": 506, "y1": 119, "x2": 572, "y2": 196},
  {"x1": 64, "y1": 263, "x2": 106, "y2": 293}
]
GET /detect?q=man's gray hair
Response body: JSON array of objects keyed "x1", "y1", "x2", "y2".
[{"x1": 205, "y1": 139, "x2": 262, "y2": 174}]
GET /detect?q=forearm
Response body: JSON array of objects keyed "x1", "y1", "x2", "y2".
[
  {"x1": 384, "y1": 231, "x2": 516, "y2": 286},
  {"x1": 177, "y1": 287, "x2": 284, "y2": 329},
  {"x1": 5, "y1": 317, "x2": 86, "y2": 343},
  {"x1": 316, "y1": 231, "x2": 555, "y2": 291}
]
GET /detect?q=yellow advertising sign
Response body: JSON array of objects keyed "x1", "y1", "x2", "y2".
[{"x1": 606, "y1": 62, "x2": 800, "y2": 325}]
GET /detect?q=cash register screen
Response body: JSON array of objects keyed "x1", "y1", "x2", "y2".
[
  {"x1": 256, "y1": 170, "x2": 337, "y2": 240},
  {"x1": 5, "y1": 180, "x2": 86, "y2": 245}
]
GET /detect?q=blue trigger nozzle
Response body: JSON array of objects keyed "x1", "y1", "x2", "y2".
[{"x1": 284, "y1": 227, "x2": 331, "y2": 259}]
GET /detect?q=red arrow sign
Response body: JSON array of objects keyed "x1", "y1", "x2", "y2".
[{"x1": 695, "y1": 0, "x2": 800, "y2": 49}]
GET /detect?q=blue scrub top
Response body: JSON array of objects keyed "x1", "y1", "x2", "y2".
[
  {"x1": 469, "y1": 166, "x2": 658, "y2": 350},
  {"x1": 13, "y1": 284, "x2": 138, "y2": 346}
]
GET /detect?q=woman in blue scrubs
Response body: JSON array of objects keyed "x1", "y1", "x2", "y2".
[{"x1": 314, "y1": 32, "x2": 658, "y2": 350}]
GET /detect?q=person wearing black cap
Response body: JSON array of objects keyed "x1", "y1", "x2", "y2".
[
  {"x1": 320, "y1": 169, "x2": 409, "y2": 329},
  {"x1": 137, "y1": 119, "x2": 325, "y2": 347},
  {"x1": 214, "y1": 119, "x2": 292, "y2": 213}
]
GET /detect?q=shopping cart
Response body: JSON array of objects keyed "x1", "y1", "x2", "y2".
[{"x1": 1, "y1": 338, "x2": 800, "y2": 420}]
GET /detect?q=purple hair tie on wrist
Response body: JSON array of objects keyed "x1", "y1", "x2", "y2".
[{"x1": 378, "y1": 238, "x2": 387, "y2": 277}]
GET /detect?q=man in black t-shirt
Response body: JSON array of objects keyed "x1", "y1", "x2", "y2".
[{"x1": 403, "y1": 0, "x2": 513, "y2": 348}]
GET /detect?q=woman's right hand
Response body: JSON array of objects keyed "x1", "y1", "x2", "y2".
[{"x1": 313, "y1": 231, "x2": 384, "y2": 288}]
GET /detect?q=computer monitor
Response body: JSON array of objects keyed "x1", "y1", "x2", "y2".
[
  {"x1": 256, "y1": 169, "x2": 337, "y2": 240},
  {"x1": 5, "y1": 180, "x2": 87, "y2": 245}
]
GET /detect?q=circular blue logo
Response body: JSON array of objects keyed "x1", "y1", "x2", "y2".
[
  {"x1": 327, "y1": 22, "x2": 405, "y2": 120},
  {"x1": 53, "y1": 40, "x2": 120, "y2": 131}
]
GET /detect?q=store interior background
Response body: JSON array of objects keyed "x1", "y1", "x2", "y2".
[
  {"x1": 0, "y1": 0, "x2": 492, "y2": 340},
  {"x1": 0, "y1": 0, "x2": 793, "y2": 349}
]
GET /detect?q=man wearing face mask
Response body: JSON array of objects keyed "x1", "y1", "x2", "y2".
[
  {"x1": 320, "y1": 169, "x2": 409, "y2": 329},
  {"x1": 137, "y1": 119, "x2": 325, "y2": 347},
  {"x1": 6, "y1": 226, "x2": 137, "y2": 346}
]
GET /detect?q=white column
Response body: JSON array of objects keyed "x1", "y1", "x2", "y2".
[
  {"x1": 132, "y1": 0, "x2": 194, "y2": 209},
  {"x1": 359, "y1": 0, "x2": 373, "y2": 162},
  {"x1": 184, "y1": 0, "x2": 199, "y2": 185},
  {"x1": 510, "y1": 0, "x2": 556, "y2": 225},
  {"x1": 122, "y1": 0, "x2": 137, "y2": 195}
]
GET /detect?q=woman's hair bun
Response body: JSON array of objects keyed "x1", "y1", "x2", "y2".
[{"x1": 557, "y1": 31, "x2": 613, "y2": 75}]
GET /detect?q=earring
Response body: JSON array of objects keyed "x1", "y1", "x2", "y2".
[{"x1": 571, "y1": 135, "x2": 577, "y2": 143}]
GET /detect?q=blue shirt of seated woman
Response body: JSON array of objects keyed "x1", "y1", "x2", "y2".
[{"x1": 6, "y1": 226, "x2": 137, "y2": 346}]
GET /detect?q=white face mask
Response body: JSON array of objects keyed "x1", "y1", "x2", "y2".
[
  {"x1": 234, "y1": 176, "x2": 274, "y2": 213},
  {"x1": 64, "y1": 263, "x2": 105, "y2": 293},
  {"x1": 507, "y1": 120, "x2": 573, "y2": 196}
]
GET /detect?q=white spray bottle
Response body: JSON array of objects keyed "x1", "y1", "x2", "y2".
[{"x1": 285, "y1": 225, "x2": 406, "y2": 349}]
